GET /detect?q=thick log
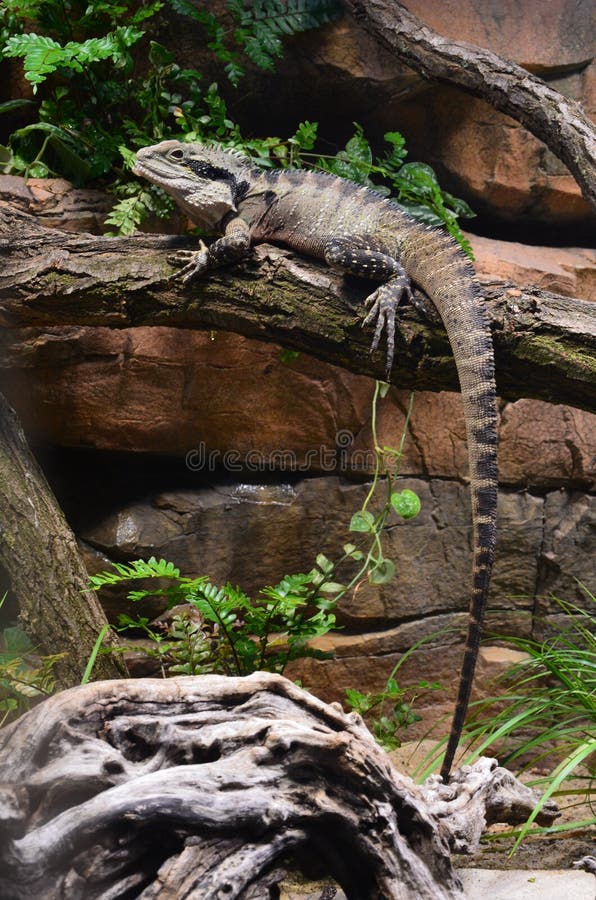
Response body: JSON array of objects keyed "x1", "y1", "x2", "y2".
[
  {"x1": 0, "y1": 674, "x2": 558, "y2": 899},
  {"x1": 0, "y1": 207, "x2": 594, "y2": 411},
  {"x1": 0, "y1": 393, "x2": 126, "y2": 685},
  {"x1": 347, "y1": 0, "x2": 596, "y2": 212}
]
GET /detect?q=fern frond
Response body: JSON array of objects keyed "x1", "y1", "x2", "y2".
[{"x1": 89, "y1": 557, "x2": 181, "y2": 588}]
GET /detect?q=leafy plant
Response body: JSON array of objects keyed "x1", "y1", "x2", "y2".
[
  {"x1": 89, "y1": 555, "x2": 345, "y2": 676},
  {"x1": 313, "y1": 124, "x2": 475, "y2": 254},
  {"x1": 0, "y1": 0, "x2": 340, "y2": 182},
  {"x1": 1, "y1": 0, "x2": 475, "y2": 248},
  {"x1": 343, "y1": 385, "x2": 420, "y2": 589},
  {"x1": 172, "y1": 0, "x2": 342, "y2": 86},
  {"x1": 345, "y1": 631, "x2": 444, "y2": 751},
  {"x1": 0, "y1": 594, "x2": 63, "y2": 726}
]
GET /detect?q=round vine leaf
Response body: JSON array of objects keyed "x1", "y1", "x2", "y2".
[
  {"x1": 391, "y1": 489, "x2": 421, "y2": 519},
  {"x1": 349, "y1": 510, "x2": 375, "y2": 533},
  {"x1": 368, "y1": 559, "x2": 396, "y2": 584}
]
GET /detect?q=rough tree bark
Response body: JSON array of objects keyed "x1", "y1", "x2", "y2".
[
  {"x1": 1, "y1": 207, "x2": 594, "y2": 411},
  {"x1": 347, "y1": 0, "x2": 596, "y2": 212},
  {"x1": 0, "y1": 673, "x2": 559, "y2": 900},
  {"x1": 0, "y1": 393, "x2": 127, "y2": 685}
]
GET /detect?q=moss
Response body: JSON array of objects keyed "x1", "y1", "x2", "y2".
[{"x1": 516, "y1": 334, "x2": 595, "y2": 378}]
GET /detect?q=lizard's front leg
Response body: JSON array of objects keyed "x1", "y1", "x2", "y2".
[
  {"x1": 324, "y1": 238, "x2": 414, "y2": 377},
  {"x1": 170, "y1": 216, "x2": 251, "y2": 284}
]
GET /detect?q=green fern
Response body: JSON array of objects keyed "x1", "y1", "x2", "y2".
[
  {"x1": 0, "y1": 608, "x2": 64, "y2": 726},
  {"x1": 90, "y1": 555, "x2": 340, "y2": 677},
  {"x1": 177, "y1": 0, "x2": 342, "y2": 85},
  {"x1": 232, "y1": 0, "x2": 341, "y2": 72},
  {"x1": 2, "y1": 27, "x2": 144, "y2": 90},
  {"x1": 88, "y1": 556, "x2": 182, "y2": 588}
]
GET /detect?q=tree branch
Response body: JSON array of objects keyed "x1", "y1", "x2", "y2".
[
  {"x1": 347, "y1": 0, "x2": 596, "y2": 211},
  {"x1": 1, "y1": 207, "x2": 594, "y2": 411}
]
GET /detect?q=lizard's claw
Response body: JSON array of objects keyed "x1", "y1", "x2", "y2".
[
  {"x1": 362, "y1": 279, "x2": 410, "y2": 377},
  {"x1": 167, "y1": 241, "x2": 210, "y2": 284}
]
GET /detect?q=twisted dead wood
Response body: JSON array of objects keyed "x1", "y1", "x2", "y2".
[{"x1": 0, "y1": 674, "x2": 558, "y2": 899}]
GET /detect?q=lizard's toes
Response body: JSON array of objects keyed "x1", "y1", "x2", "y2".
[
  {"x1": 167, "y1": 250, "x2": 196, "y2": 266},
  {"x1": 167, "y1": 250, "x2": 210, "y2": 283}
]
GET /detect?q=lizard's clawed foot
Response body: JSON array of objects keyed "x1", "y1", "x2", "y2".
[
  {"x1": 167, "y1": 241, "x2": 210, "y2": 284},
  {"x1": 363, "y1": 277, "x2": 413, "y2": 378}
]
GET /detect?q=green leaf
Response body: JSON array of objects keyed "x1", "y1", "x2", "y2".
[
  {"x1": 81, "y1": 624, "x2": 111, "y2": 685},
  {"x1": 10, "y1": 122, "x2": 91, "y2": 182},
  {"x1": 3, "y1": 626, "x2": 33, "y2": 657},
  {"x1": 0, "y1": 99, "x2": 36, "y2": 114},
  {"x1": 318, "y1": 582, "x2": 345, "y2": 594},
  {"x1": 394, "y1": 201, "x2": 444, "y2": 227},
  {"x1": 290, "y1": 120, "x2": 318, "y2": 151},
  {"x1": 368, "y1": 559, "x2": 396, "y2": 585},
  {"x1": 391, "y1": 489, "x2": 421, "y2": 519},
  {"x1": 345, "y1": 123, "x2": 372, "y2": 166},
  {"x1": 279, "y1": 348, "x2": 300, "y2": 363},
  {"x1": 3, "y1": 33, "x2": 71, "y2": 87},
  {"x1": 315, "y1": 553, "x2": 334, "y2": 574},
  {"x1": 0, "y1": 146, "x2": 13, "y2": 174},
  {"x1": 349, "y1": 510, "x2": 375, "y2": 533},
  {"x1": 342, "y1": 543, "x2": 364, "y2": 561}
]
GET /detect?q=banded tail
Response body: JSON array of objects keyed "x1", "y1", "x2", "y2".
[{"x1": 401, "y1": 228, "x2": 498, "y2": 781}]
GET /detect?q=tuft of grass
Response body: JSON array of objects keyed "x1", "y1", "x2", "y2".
[{"x1": 416, "y1": 587, "x2": 595, "y2": 850}]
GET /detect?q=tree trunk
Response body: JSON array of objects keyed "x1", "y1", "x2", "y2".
[
  {"x1": 0, "y1": 392, "x2": 126, "y2": 685},
  {"x1": 1, "y1": 207, "x2": 594, "y2": 411},
  {"x1": 347, "y1": 0, "x2": 596, "y2": 211},
  {"x1": 0, "y1": 673, "x2": 559, "y2": 899}
]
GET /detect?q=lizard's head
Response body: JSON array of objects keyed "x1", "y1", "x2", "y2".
[{"x1": 133, "y1": 140, "x2": 251, "y2": 229}]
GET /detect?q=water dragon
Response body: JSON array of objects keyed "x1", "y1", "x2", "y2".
[{"x1": 133, "y1": 140, "x2": 498, "y2": 781}]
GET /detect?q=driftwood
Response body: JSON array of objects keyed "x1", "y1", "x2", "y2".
[
  {"x1": 0, "y1": 673, "x2": 559, "y2": 900},
  {"x1": 0, "y1": 392, "x2": 126, "y2": 684},
  {"x1": 347, "y1": 0, "x2": 596, "y2": 212},
  {"x1": 0, "y1": 206, "x2": 594, "y2": 411}
]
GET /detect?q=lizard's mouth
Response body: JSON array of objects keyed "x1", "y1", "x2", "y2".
[{"x1": 132, "y1": 158, "x2": 154, "y2": 181}]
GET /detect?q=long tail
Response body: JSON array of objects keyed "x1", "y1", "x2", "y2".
[{"x1": 401, "y1": 227, "x2": 498, "y2": 781}]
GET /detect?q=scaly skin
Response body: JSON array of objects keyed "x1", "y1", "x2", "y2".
[{"x1": 133, "y1": 140, "x2": 498, "y2": 781}]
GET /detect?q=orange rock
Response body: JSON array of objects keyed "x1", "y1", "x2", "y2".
[{"x1": 470, "y1": 235, "x2": 596, "y2": 300}]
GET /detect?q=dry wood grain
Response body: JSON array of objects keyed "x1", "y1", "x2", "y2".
[{"x1": 0, "y1": 674, "x2": 558, "y2": 899}]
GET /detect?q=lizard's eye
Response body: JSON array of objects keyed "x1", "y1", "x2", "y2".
[{"x1": 169, "y1": 149, "x2": 185, "y2": 161}]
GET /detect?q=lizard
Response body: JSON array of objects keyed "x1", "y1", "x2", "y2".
[{"x1": 133, "y1": 139, "x2": 498, "y2": 781}]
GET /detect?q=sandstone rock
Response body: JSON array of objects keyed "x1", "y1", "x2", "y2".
[
  {"x1": 285, "y1": 610, "x2": 534, "y2": 734},
  {"x1": 79, "y1": 475, "x2": 592, "y2": 629},
  {"x1": 3, "y1": 324, "x2": 595, "y2": 490},
  {"x1": 401, "y1": 87, "x2": 593, "y2": 227},
  {"x1": 0, "y1": 175, "x2": 110, "y2": 232},
  {"x1": 1, "y1": 326, "x2": 372, "y2": 461},
  {"x1": 536, "y1": 490, "x2": 596, "y2": 614},
  {"x1": 76, "y1": 470, "x2": 594, "y2": 720},
  {"x1": 352, "y1": 390, "x2": 596, "y2": 490},
  {"x1": 404, "y1": 1, "x2": 595, "y2": 70},
  {"x1": 470, "y1": 236, "x2": 596, "y2": 301},
  {"x1": 498, "y1": 400, "x2": 596, "y2": 489}
]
